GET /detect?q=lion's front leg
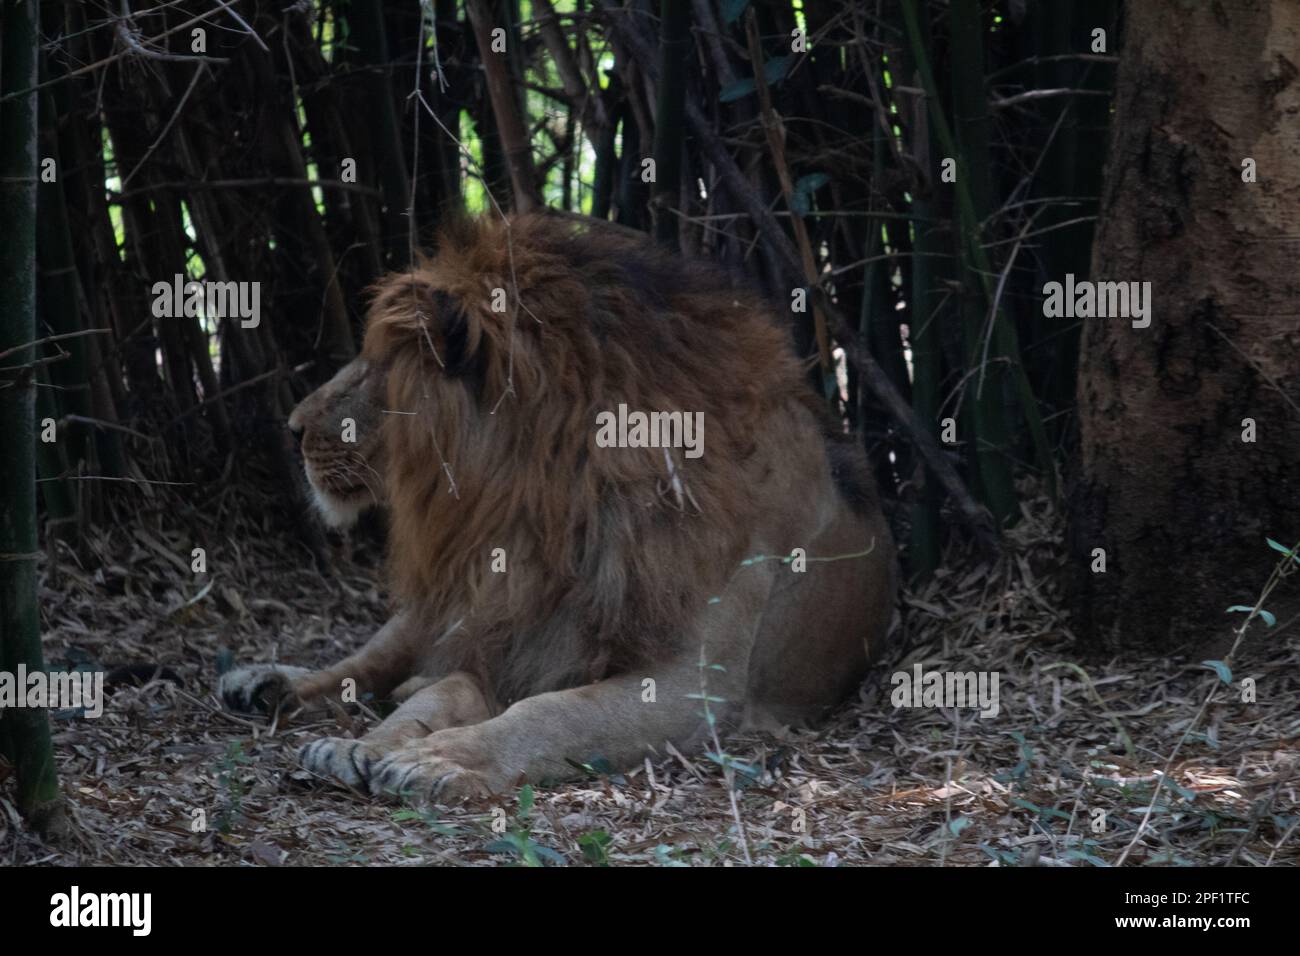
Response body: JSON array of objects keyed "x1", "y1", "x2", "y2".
[
  {"x1": 368, "y1": 571, "x2": 774, "y2": 802},
  {"x1": 299, "y1": 671, "x2": 495, "y2": 787},
  {"x1": 220, "y1": 611, "x2": 421, "y2": 715}
]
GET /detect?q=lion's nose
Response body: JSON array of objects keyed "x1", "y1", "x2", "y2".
[{"x1": 288, "y1": 417, "x2": 304, "y2": 450}]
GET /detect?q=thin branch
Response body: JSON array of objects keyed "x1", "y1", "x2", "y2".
[{"x1": 120, "y1": 62, "x2": 207, "y2": 188}]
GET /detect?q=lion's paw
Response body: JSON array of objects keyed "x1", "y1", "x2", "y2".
[
  {"x1": 297, "y1": 736, "x2": 380, "y2": 788},
  {"x1": 368, "y1": 742, "x2": 493, "y2": 804},
  {"x1": 218, "y1": 664, "x2": 311, "y2": 713}
]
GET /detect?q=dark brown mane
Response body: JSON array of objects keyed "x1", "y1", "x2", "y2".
[{"x1": 361, "y1": 213, "x2": 808, "y2": 703}]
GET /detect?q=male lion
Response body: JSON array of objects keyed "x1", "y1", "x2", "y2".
[{"x1": 220, "y1": 213, "x2": 897, "y2": 802}]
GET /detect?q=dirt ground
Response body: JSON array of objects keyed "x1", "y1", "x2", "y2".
[{"x1": 3, "y1": 490, "x2": 1297, "y2": 867}]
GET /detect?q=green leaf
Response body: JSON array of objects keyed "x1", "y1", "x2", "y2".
[
  {"x1": 583, "y1": 755, "x2": 615, "y2": 776},
  {"x1": 1061, "y1": 849, "x2": 1111, "y2": 867},
  {"x1": 653, "y1": 844, "x2": 690, "y2": 867},
  {"x1": 719, "y1": 78, "x2": 756, "y2": 103},
  {"x1": 791, "y1": 172, "x2": 830, "y2": 216},
  {"x1": 518, "y1": 783, "x2": 535, "y2": 816},
  {"x1": 484, "y1": 839, "x2": 520, "y2": 857},
  {"x1": 763, "y1": 55, "x2": 794, "y2": 85},
  {"x1": 948, "y1": 815, "x2": 972, "y2": 836},
  {"x1": 1265, "y1": 537, "x2": 1300, "y2": 561},
  {"x1": 978, "y1": 844, "x2": 1019, "y2": 866},
  {"x1": 531, "y1": 844, "x2": 567, "y2": 866},
  {"x1": 1202, "y1": 660, "x2": 1233, "y2": 684},
  {"x1": 721, "y1": 0, "x2": 750, "y2": 24},
  {"x1": 718, "y1": 57, "x2": 795, "y2": 103},
  {"x1": 1164, "y1": 779, "x2": 1197, "y2": 802},
  {"x1": 578, "y1": 829, "x2": 612, "y2": 865},
  {"x1": 1226, "y1": 605, "x2": 1275, "y2": 626}
]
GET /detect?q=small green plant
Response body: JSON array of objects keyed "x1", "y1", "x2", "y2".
[
  {"x1": 1115, "y1": 536, "x2": 1299, "y2": 866},
  {"x1": 775, "y1": 849, "x2": 817, "y2": 867},
  {"x1": 325, "y1": 848, "x2": 370, "y2": 864},
  {"x1": 392, "y1": 804, "x2": 462, "y2": 837},
  {"x1": 215, "y1": 740, "x2": 252, "y2": 835},
  {"x1": 686, "y1": 647, "x2": 755, "y2": 864},
  {"x1": 577, "y1": 829, "x2": 613, "y2": 865},
  {"x1": 483, "y1": 785, "x2": 566, "y2": 866},
  {"x1": 653, "y1": 844, "x2": 689, "y2": 867},
  {"x1": 563, "y1": 754, "x2": 626, "y2": 785},
  {"x1": 993, "y1": 730, "x2": 1034, "y2": 785}
]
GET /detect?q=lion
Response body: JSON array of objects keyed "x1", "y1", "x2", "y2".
[{"x1": 219, "y1": 212, "x2": 897, "y2": 802}]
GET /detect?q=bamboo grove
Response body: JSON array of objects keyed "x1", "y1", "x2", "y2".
[{"x1": 6, "y1": 0, "x2": 1119, "y2": 575}]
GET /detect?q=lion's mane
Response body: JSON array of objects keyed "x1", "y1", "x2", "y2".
[{"x1": 362, "y1": 214, "x2": 811, "y2": 705}]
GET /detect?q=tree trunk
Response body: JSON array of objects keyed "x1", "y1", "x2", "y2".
[{"x1": 1071, "y1": 0, "x2": 1300, "y2": 651}]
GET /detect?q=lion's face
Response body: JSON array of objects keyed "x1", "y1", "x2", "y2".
[{"x1": 288, "y1": 358, "x2": 386, "y2": 528}]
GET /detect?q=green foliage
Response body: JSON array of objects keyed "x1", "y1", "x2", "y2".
[
  {"x1": 719, "y1": 56, "x2": 794, "y2": 103},
  {"x1": 215, "y1": 741, "x2": 253, "y2": 835},
  {"x1": 790, "y1": 173, "x2": 830, "y2": 216},
  {"x1": 578, "y1": 829, "x2": 613, "y2": 865},
  {"x1": 721, "y1": 1, "x2": 751, "y2": 25},
  {"x1": 1201, "y1": 660, "x2": 1233, "y2": 684},
  {"x1": 482, "y1": 785, "x2": 567, "y2": 866}
]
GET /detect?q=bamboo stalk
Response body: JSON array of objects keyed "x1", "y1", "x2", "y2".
[
  {"x1": 901, "y1": 0, "x2": 1056, "y2": 512},
  {"x1": 600, "y1": 0, "x2": 997, "y2": 550},
  {"x1": 243, "y1": 34, "x2": 355, "y2": 364},
  {"x1": 650, "y1": 0, "x2": 691, "y2": 246},
  {"x1": 744, "y1": 10, "x2": 834, "y2": 394},
  {"x1": 348, "y1": 0, "x2": 414, "y2": 265},
  {"x1": 467, "y1": 0, "x2": 541, "y2": 212},
  {"x1": 896, "y1": 14, "x2": 944, "y2": 578},
  {"x1": 0, "y1": 0, "x2": 65, "y2": 834},
  {"x1": 35, "y1": 84, "x2": 93, "y2": 479},
  {"x1": 48, "y1": 11, "x2": 126, "y2": 481}
]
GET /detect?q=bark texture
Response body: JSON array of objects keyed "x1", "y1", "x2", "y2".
[{"x1": 1072, "y1": 1, "x2": 1300, "y2": 650}]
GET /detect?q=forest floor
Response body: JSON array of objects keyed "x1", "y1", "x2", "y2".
[{"x1": 3, "y1": 488, "x2": 1298, "y2": 867}]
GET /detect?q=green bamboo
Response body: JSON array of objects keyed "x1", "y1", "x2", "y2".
[
  {"x1": 0, "y1": 0, "x2": 63, "y2": 830},
  {"x1": 33, "y1": 368, "x2": 76, "y2": 528},
  {"x1": 36, "y1": 85, "x2": 93, "y2": 483},
  {"x1": 947, "y1": 0, "x2": 1017, "y2": 524},
  {"x1": 349, "y1": 0, "x2": 413, "y2": 264},
  {"x1": 901, "y1": 0, "x2": 1056, "y2": 518},
  {"x1": 650, "y1": 0, "x2": 691, "y2": 246},
  {"x1": 47, "y1": 16, "x2": 126, "y2": 480},
  {"x1": 895, "y1": 14, "x2": 943, "y2": 577},
  {"x1": 1026, "y1": 0, "x2": 1115, "y2": 441},
  {"x1": 591, "y1": 97, "x2": 623, "y2": 220}
]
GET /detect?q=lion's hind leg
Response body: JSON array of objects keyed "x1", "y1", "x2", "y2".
[{"x1": 298, "y1": 672, "x2": 493, "y2": 789}]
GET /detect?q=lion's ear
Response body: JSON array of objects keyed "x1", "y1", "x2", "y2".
[{"x1": 431, "y1": 289, "x2": 487, "y2": 384}]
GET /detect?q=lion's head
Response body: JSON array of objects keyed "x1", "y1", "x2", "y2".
[{"x1": 288, "y1": 357, "x2": 385, "y2": 528}]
